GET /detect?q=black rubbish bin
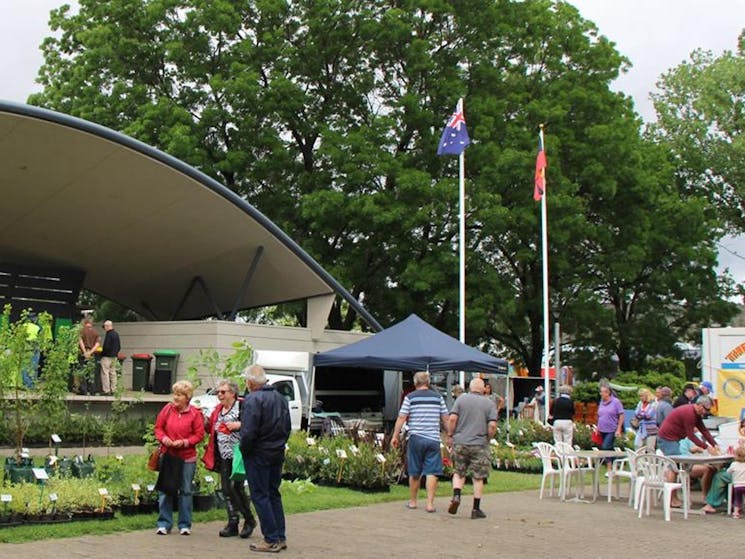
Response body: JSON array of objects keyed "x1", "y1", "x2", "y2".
[
  {"x1": 152, "y1": 350, "x2": 180, "y2": 394},
  {"x1": 131, "y1": 354, "x2": 152, "y2": 391}
]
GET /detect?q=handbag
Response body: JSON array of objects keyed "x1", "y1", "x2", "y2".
[
  {"x1": 147, "y1": 447, "x2": 163, "y2": 471},
  {"x1": 230, "y1": 442, "x2": 246, "y2": 482},
  {"x1": 591, "y1": 428, "x2": 603, "y2": 446}
]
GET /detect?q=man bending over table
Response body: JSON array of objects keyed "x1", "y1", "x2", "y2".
[{"x1": 657, "y1": 396, "x2": 719, "y2": 507}]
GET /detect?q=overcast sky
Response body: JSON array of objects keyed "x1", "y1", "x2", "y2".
[{"x1": 1, "y1": 0, "x2": 744, "y2": 283}]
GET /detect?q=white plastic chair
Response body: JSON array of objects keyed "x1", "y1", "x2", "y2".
[
  {"x1": 535, "y1": 442, "x2": 563, "y2": 499},
  {"x1": 608, "y1": 447, "x2": 653, "y2": 506},
  {"x1": 554, "y1": 441, "x2": 593, "y2": 500},
  {"x1": 636, "y1": 454, "x2": 689, "y2": 521}
]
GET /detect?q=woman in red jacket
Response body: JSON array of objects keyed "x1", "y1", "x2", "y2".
[
  {"x1": 202, "y1": 379, "x2": 257, "y2": 538},
  {"x1": 154, "y1": 380, "x2": 205, "y2": 536}
]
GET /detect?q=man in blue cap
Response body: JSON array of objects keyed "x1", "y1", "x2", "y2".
[{"x1": 697, "y1": 381, "x2": 717, "y2": 414}]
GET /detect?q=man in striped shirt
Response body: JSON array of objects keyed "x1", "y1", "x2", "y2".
[{"x1": 392, "y1": 371, "x2": 449, "y2": 512}]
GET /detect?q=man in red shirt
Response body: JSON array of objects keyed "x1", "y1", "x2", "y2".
[
  {"x1": 657, "y1": 396, "x2": 719, "y2": 456},
  {"x1": 657, "y1": 396, "x2": 719, "y2": 508}
]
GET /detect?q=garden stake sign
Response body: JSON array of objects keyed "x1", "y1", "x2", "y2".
[
  {"x1": 32, "y1": 468, "x2": 49, "y2": 509},
  {"x1": 1, "y1": 494, "x2": 10, "y2": 516},
  {"x1": 48, "y1": 493, "x2": 57, "y2": 515},
  {"x1": 375, "y1": 453, "x2": 386, "y2": 478},
  {"x1": 335, "y1": 449, "x2": 347, "y2": 483},
  {"x1": 98, "y1": 488, "x2": 109, "y2": 513},
  {"x1": 131, "y1": 484, "x2": 141, "y2": 505}
]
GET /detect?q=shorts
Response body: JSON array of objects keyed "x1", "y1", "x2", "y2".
[
  {"x1": 451, "y1": 444, "x2": 491, "y2": 480},
  {"x1": 656, "y1": 437, "x2": 680, "y2": 456},
  {"x1": 407, "y1": 434, "x2": 443, "y2": 477}
]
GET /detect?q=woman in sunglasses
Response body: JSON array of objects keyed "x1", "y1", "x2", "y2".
[{"x1": 202, "y1": 379, "x2": 257, "y2": 539}]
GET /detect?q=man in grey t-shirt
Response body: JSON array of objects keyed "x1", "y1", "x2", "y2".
[{"x1": 446, "y1": 377, "x2": 497, "y2": 519}]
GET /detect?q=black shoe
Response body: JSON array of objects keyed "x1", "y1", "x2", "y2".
[
  {"x1": 471, "y1": 509, "x2": 486, "y2": 519},
  {"x1": 240, "y1": 518, "x2": 257, "y2": 539},
  {"x1": 448, "y1": 497, "x2": 460, "y2": 515},
  {"x1": 219, "y1": 521, "x2": 240, "y2": 537}
]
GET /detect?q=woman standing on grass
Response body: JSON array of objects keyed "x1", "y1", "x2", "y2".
[{"x1": 154, "y1": 380, "x2": 205, "y2": 536}]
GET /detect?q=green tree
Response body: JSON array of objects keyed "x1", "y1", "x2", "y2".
[
  {"x1": 651, "y1": 31, "x2": 745, "y2": 232},
  {"x1": 30, "y1": 0, "x2": 735, "y2": 376}
]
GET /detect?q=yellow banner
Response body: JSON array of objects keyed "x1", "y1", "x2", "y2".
[{"x1": 716, "y1": 369, "x2": 745, "y2": 418}]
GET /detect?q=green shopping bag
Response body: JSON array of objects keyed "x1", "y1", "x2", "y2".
[{"x1": 231, "y1": 443, "x2": 246, "y2": 481}]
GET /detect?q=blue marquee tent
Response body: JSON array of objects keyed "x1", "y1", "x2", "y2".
[{"x1": 313, "y1": 314, "x2": 508, "y2": 374}]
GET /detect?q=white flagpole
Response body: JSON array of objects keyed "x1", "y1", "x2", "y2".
[
  {"x1": 539, "y1": 125, "x2": 550, "y2": 424},
  {"x1": 458, "y1": 98, "x2": 466, "y2": 389}
]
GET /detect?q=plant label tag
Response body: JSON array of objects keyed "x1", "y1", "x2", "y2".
[
  {"x1": 336, "y1": 449, "x2": 348, "y2": 459},
  {"x1": 49, "y1": 493, "x2": 58, "y2": 502},
  {"x1": 131, "y1": 484, "x2": 141, "y2": 491},
  {"x1": 32, "y1": 468, "x2": 49, "y2": 480},
  {"x1": 0, "y1": 494, "x2": 11, "y2": 503},
  {"x1": 357, "y1": 430, "x2": 367, "y2": 438},
  {"x1": 306, "y1": 437, "x2": 316, "y2": 446},
  {"x1": 375, "y1": 453, "x2": 386, "y2": 464},
  {"x1": 48, "y1": 456, "x2": 58, "y2": 465},
  {"x1": 115, "y1": 455, "x2": 124, "y2": 461},
  {"x1": 21, "y1": 451, "x2": 30, "y2": 459},
  {"x1": 349, "y1": 445, "x2": 359, "y2": 455},
  {"x1": 204, "y1": 476, "x2": 214, "y2": 484},
  {"x1": 50, "y1": 434, "x2": 62, "y2": 444},
  {"x1": 147, "y1": 484, "x2": 156, "y2": 492},
  {"x1": 98, "y1": 488, "x2": 109, "y2": 496},
  {"x1": 323, "y1": 458, "x2": 331, "y2": 465}
]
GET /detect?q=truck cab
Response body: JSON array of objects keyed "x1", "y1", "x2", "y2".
[{"x1": 192, "y1": 373, "x2": 303, "y2": 431}]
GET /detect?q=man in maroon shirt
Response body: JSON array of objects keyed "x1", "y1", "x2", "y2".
[
  {"x1": 657, "y1": 396, "x2": 719, "y2": 456},
  {"x1": 657, "y1": 395, "x2": 719, "y2": 508}
]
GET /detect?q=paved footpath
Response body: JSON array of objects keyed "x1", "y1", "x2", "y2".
[{"x1": 3, "y1": 489, "x2": 742, "y2": 559}]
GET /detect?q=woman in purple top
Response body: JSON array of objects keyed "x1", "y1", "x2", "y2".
[{"x1": 597, "y1": 385, "x2": 625, "y2": 457}]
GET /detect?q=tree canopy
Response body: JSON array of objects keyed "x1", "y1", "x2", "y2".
[
  {"x1": 30, "y1": 0, "x2": 738, "y2": 375},
  {"x1": 652, "y1": 31, "x2": 745, "y2": 234}
]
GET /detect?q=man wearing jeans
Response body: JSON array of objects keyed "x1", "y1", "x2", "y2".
[
  {"x1": 240, "y1": 365, "x2": 291, "y2": 553},
  {"x1": 391, "y1": 371, "x2": 449, "y2": 512},
  {"x1": 657, "y1": 395, "x2": 719, "y2": 507}
]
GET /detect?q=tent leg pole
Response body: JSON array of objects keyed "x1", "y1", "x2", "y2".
[{"x1": 307, "y1": 365, "x2": 317, "y2": 435}]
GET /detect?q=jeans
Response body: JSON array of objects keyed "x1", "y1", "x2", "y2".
[
  {"x1": 157, "y1": 461, "x2": 196, "y2": 530},
  {"x1": 245, "y1": 452, "x2": 285, "y2": 543}
]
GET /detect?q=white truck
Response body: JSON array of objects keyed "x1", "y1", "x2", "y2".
[
  {"x1": 192, "y1": 349, "x2": 392, "y2": 431},
  {"x1": 192, "y1": 373, "x2": 303, "y2": 431}
]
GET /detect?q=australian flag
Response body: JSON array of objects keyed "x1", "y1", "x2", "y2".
[{"x1": 437, "y1": 99, "x2": 470, "y2": 156}]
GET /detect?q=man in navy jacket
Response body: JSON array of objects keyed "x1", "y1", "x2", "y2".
[{"x1": 240, "y1": 365, "x2": 291, "y2": 553}]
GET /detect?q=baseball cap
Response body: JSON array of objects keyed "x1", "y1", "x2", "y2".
[{"x1": 700, "y1": 381, "x2": 713, "y2": 392}]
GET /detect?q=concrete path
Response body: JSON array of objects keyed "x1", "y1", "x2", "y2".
[{"x1": 2, "y1": 489, "x2": 739, "y2": 559}]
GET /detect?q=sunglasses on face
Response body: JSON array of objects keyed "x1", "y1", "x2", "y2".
[{"x1": 217, "y1": 390, "x2": 230, "y2": 395}]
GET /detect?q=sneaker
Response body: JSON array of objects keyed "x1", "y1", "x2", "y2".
[
  {"x1": 179, "y1": 527, "x2": 191, "y2": 536},
  {"x1": 155, "y1": 527, "x2": 168, "y2": 535},
  {"x1": 471, "y1": 509, "x2": 486, "y2": 519},
  {"x1": 249, "y1": 541, "x2": 282, "y2": 553},
  {"x1": 448, "y1": 497, "x2": 461, "y2": 515},
  {"x1": 278, "y1": 541, "x2": 288, "y2": 550}
]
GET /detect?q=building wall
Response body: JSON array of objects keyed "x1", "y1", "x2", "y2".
[{"x1": 113, "y1": 320, "x2": 370, "y2": 390}]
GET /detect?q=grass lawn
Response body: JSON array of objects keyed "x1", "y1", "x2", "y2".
[{"x1": 0, "y1": 471, "x2": 540, "y2": 543}]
